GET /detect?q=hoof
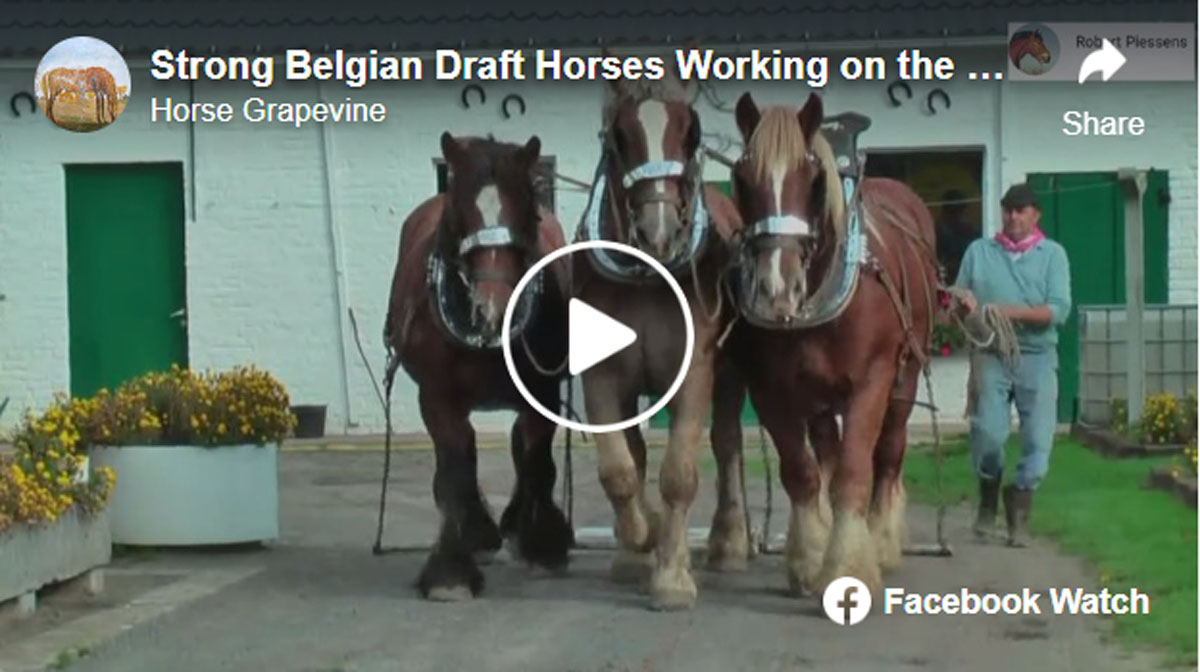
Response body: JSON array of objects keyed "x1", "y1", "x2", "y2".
[
  {"x1": 426, "y1": 585, "x2": 475, "y2": 602},
  {"x1": 418, "y1": 548, "x2": 484, "y2": 601},
  {"x1": 611, "y1": 549, "x2": 655, "y2": 584},
  {"x1": 650, "y1": 568, "x2": 698, "y2": 611},
  {"x1": 786, "y1": 564, "x2": 820, "y2": 598},
  {"x1": 513, "y1": 498, "x2": 573, "y2": 571}
]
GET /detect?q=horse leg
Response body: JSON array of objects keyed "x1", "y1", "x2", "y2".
[
  {"x1": 508, "y1": 388, "x2": 573, "y2": 572},
  {"x1": 815, "y1": 373, "x2": 892, "y2": 599},
  {"x1": 749, "y1": 391, "x2": 823, "y2": 596},
  {"x1": 706, "y1": 355, "x2": 750, "y2": 571},
  {"x1": 649, "y1": 356, "x2": 713, "y2": 610},
  {"x1": 584, "y1": 375, "x2": 657, "y2": 583},
  {"x1": 416, "y1": 388, "x2": 495, "y2": 601},
  {"x1": 871, "y1": 363, "x2": 919, "y2": 570}
]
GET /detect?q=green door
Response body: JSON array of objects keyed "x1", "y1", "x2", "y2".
[
  {"x1": 650, "y1": 181, "x2": 759, "y2": 428},
  {"x1": 1027, "y1": 170, "x2": 1169, "y2": 423},
  {"x1": 66, "y1": 163, "x2": 188, "y2": 398}
]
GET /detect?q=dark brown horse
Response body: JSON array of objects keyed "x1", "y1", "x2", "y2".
[
  {"x1": 573, "y1": 55, "x2": 744, "y2": 610},
  {"x1": 383, "y1": 132, "x2": 572, "y2": 600},
  {"x1": 714, "y1": 92, "x2": 938, "y2": 599}
]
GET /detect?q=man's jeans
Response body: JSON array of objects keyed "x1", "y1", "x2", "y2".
[{"x1": 968, "y1": 350, "x2": 1058, "y2": 490}]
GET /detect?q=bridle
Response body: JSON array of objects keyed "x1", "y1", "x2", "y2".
[
  {"x1": 730, "y1": 150, "x2": 836, "y2": 328},
  {"x1": 579, "y1": 104, "x2": 711, "y2": 282},
  {"x1": 427, "y1": 202, "x2": 544, "y2": 349}
]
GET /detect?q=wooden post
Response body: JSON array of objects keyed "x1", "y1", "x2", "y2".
[{"x1": 1119, "y1": 168, "x2": 1147, "y2": 424}]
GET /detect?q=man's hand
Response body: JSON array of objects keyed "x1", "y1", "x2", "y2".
[
  {"x1": 954, "y1": 289, "x2": 978, "y2": 316},
  {"x1": 993, "y1": 303, "x2": 1054, "y2": 326}
]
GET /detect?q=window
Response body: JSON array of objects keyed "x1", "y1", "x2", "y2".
[
  {"x1": 434, "y1": 156, "x2": 557, "y2": 214},
  {"x1": 864, "y1": 149, "x2": 984, "y2": 285}
]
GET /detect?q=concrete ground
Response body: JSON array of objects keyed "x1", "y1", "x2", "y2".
[{"x1": 0, "y1": 443, "x2": 1180, "y2": 672}]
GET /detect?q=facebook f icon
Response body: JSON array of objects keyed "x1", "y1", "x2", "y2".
[{"x1": 823, "y1": 577, "x2": 872, "y2": 625}]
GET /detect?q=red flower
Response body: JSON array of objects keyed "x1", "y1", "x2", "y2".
[{"x1": 940, "y1": 344, "x2": 952, "y2": 357}]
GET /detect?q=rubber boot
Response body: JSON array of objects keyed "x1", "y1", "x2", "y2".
[
  {"x1": 1002, "y1": 485, "x2": 1033, "y2": 547},
  {"x1": 972, "y1": 478, "x2": 1001, "y2": 539}
]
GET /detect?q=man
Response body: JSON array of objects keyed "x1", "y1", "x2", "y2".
[{"x1": 954, "y1": 183, "x2": 1072, "y2": 547}]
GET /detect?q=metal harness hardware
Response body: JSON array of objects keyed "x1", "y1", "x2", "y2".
[
  {"x1": 427, "y1": 223, "x2": 543, "y2": 350},
  {"x1": 578, "y1": 135, "x2": 712, "y2": 283}
]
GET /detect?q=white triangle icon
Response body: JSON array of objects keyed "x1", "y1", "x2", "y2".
[{"x1": 568, "y1": 298, "x2": 637, "y2": 376}]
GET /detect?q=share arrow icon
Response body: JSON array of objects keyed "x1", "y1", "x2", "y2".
[{"x1": 1078, "y1": 38, "x2": 1127, "y2": 83}]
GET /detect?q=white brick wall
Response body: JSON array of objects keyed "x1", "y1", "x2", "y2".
[{"x1": 0, "y1": 44, "x2": 1195, "y2": 435}]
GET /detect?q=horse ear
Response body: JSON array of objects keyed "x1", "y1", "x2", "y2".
[
  {"x1": 440, "y1": 131, "x2": 465, "y2": 167},
  {"x1": 669, "y1": 42, "x2": 700, "y2": 101},
  {"x1": 517, "y1": 135, "x2": 541, "y2": 168},
  {"x1": 797, "y1": 93, "x2": 824, "y2": 142},
  {"x1": 735, "y1": 92, "x2": 760, "y2": 143}
]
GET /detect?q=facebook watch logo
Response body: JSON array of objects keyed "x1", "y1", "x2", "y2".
[{"x1": 823, "y1": 577, "x2": 872, "y2": 625}]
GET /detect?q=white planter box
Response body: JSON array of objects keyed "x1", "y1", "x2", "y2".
[
  {"x1": 0, "y1": 508, "x2": 111, "y2": 603},
  {"x1": 89, "y1": 443, "x2": 279, "y2": 546}
]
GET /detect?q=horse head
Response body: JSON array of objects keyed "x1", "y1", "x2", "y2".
[
  {"x1": 599, "y1": 49, "x2": 703, "y2": 264},
  {"x1": 437, "y1": 131, "x2": 543, "y2": 343},
  {"x1": 730, "y1": 91, "x2": 845, "y2": 325}
]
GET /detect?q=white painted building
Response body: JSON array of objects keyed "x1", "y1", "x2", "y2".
[{"x1": 0, "y1": 3, "x2": 1195, "y2": 434}]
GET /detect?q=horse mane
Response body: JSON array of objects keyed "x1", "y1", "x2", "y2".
[
  {"x1": 601, "y1": 76, "x2": 692, "y2": 127},
  {"x1": 746, "y1": 106, "x2": 845, "y2": 241}
]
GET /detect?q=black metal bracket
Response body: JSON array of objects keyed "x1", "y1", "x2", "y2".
[
  {"x1": 501, "y1": 94, "x2": 526, "y2": 119},
  {"x1": 460, "y1": 84, "x2": 485, "y2": 109},
  {"x1": 10, "y1": 91, "x2": 35, "y2": 117}
]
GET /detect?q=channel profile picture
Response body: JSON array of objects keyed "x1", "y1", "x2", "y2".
[
  {"x1": 1008, "y1": 23, "x2": 1059, "y2": 75},
  {"x1": 35, "y1": 35, "x2": 131, "y2": 132}
]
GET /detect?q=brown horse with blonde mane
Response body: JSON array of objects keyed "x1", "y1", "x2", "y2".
[
  {"x1": 714, "y1": 92, "x2": 938, "y2": 599},
  {"x1": 383, "y1": 132, "x2": 573, "y2": 601},
  {"x1": 39, "y1": 66, "x2": 120, "y2": 125},
  {"x1": 572, "y1": 52, "x2": 744, "y2": 610}
]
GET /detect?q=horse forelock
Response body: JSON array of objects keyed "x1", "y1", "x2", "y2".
[
  {"x1": 442, "y1": 137, "x2": 539, "y2": 241},
  {"x1": 747, "y1": 107, "x2": 845, "y2": 239},
  {"x1": 601, "y1": 77, "x2": 691, "y2": 128}
]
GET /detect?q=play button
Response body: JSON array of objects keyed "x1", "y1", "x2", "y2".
[
  {"x1": 502, "y1": 240, "x2": 694, "y2": 434},
  {"x1": 568, "y1": 298, "x2": 637, "y2": 376}
]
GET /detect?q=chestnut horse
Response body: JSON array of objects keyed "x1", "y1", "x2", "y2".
[
  {"x1": 383, "y1": 132, "x2": 572, "y2": 600},
  {"x1": 715, "y1": 93, "x2": 938, "y2": 599},
  {"x1": 39, "y1": 66, "x2": 120, "y2": 125},
  {"x1": 573, "y1": 60, "x2": 744, "y2": 610}
]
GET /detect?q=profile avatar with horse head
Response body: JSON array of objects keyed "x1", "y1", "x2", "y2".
[{"x1": 383, "y1": 131, "x2": 572, "y2": 601}]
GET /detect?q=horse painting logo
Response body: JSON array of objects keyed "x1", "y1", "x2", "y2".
[
  {"x1": 35, "y1": 36, "x2": 131, "y2": 132},
  {"x1": 1009, "y1": 24, "x2": 1059, "y2": 76}
]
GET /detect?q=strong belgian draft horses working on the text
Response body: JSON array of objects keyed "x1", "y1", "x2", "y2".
[
  {"x1": 574, "y1": 59, "x2": 743, "y2": 610},
  {"x1": 715, "y1": 92, "x2": 938, "y2": 599},
  {"x1": 384, "y1": 133, "x2": 572, "y2": 601}
]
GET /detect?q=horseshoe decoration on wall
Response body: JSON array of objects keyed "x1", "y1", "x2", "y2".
[
  {"x1": 10, "y1": 91, "x2": 36, "y2": 117},
  {"x1": 501, "y1": 94, "x2": 526, "y2": 120},
  {"x1": 926, "y1": 89, "x2": 951, "y2": 115},
  {"x1": 460, "y1": 84, "x2": 485, "y2": 109},
  {"x1": 886, "y1": 80, "x2": 912, "y2": 108}
]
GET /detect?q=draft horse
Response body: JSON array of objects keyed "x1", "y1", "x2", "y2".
[
  {"x1": 715, "y1": 92, "x2": 938, "y2": 599},
  {"x1": 573, "y1": 60, "x2": 744, "y2": 610},
  {"x1": 39, "y1": 66, "x2": 120, "y2": 125},
  {"x1": 384, "y1": 132, "x2": 573, "y2": 600}
]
